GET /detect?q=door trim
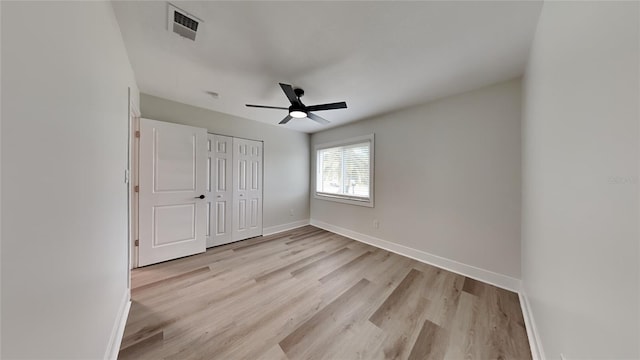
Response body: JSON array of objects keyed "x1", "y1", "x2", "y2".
[{"x1": 128, "y1": 90, "x2": 139, "y2": 272}]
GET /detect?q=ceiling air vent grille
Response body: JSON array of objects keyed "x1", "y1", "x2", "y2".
[
  {"x1": 168, "y1": 4, "x2": 201, "y2": 41},
  {"x1": 174, "y1": 11, "x2": 198, "y2": 32}
]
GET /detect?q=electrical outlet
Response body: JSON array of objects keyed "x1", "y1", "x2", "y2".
[
  {"x1": 289, "y1": 209, "x2": 294, "y2": 216},
  {"x1": 373, "y1": 220, "x2": 380, "y2": 229}
]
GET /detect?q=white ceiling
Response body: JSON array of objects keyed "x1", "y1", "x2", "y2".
[{"x1": 112, "y1": 1, "x2": 542, "y2": 133}]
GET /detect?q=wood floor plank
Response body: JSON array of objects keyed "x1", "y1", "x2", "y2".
[
  {"x1": 289, "y1": 246, "x2": 351, "y2": 277},
  {"x1": 131, "y1": 266, "x2": 210, "y2": 294},
  {"x1": 257, "y1": 345, "x2": 289, "y2": 360},
  {"x1": 318, "y1": 250, "x2": 373, "y2": 283},
  {"x1": 131, "y1": 248, "x2": 234, "y2": 288},
  {"x1": 369, "y1": 268, "x2": 424, "y2": 327},
  {"x1": 444, "y1": 291, "x2": 480, "y2": 359},
  {"x1": 231, "y1": 233, "x2": 292, "y2": 252},
  {"x1": 279, "y1": 278, "x2": 371, "y2": 357},
  {"x1": 286, "y1": 228, "x2": 330, "y2": 242},
  {"x1": 462, "y1": 276, "x2": 484, "y2": 296},
  {"x1": 119, "y1": 226, "x2": 531, "y2": 360},
  {"x1": 369, "y1": 267, "x2": 436, "y2": 360},
  {"x1": 118, "y1": 330, "x2": 163, "y2": 359},
  {"x1": 253, "y1": 236, "x2": 350, "y2": 282},
  {"x1": 317, "y1": 318, "x2": 387, "y2": 360},
  {"x1": 424, "y1": 272, "x2": 465, "y2": 328},
  {"x1": 255, "y1": 250, "x2": 327, "y2": 283},
  {"x1": 281, "y1": 233, "x2": 337, "y2": 256},
  {"x1": 407, "y1": 319, "x2": 449, "y2": 360}
]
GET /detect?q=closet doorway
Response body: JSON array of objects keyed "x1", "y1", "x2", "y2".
[{"x1": 207, "y1": 134, "x2": 263, "y2": 248}]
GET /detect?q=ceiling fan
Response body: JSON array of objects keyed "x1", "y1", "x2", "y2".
[{"x1": 246, "y1": 83, "x2": 347, "y2": 125}]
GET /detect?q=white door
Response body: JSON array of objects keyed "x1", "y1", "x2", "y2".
[
  {"x1": 207, "y1": 134, "x2": 233, "y2": 247},
  {"x1": 232, "y1": 138, "x2": 263, "y2": 241},
  {"x1": 138, "y1": 118, "x2": 207, "y2": 266}
]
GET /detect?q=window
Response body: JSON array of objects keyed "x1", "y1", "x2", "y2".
[{"x1": 315, "y1": 134, "x2": 374, "y2": 207}]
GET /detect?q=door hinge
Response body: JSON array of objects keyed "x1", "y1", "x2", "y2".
[
  {"x1": 135, "y1": 130, "x2": 140, "y2": 138},
  {"x1": 135, "y1": 239, "x2": 139, "y2": 246},
  {"x1": 134, "y1": 185, "x2": 139, "y2": 193}
]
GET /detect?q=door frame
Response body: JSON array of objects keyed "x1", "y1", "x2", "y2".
[{"x1": 128, "y1": 94, "x2": 140, "y2": 270}]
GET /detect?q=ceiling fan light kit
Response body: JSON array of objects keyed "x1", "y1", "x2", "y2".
[
  {"x1": 289, "y1": 110, "x2": 307, "y2": 118},
  {"x1": 246, "y1": 83, "x2": 347, "y2": 125}
]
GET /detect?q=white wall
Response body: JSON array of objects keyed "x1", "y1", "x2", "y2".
[
  {"x1": 311, "y1": 79, "x2": 522, "y2": 283},
  {"x1": 1, "y1": 2, "x2": 138, "y2": 358},
  {"x1": 140, "y1": 94, "x2": 310, "y2": 231},
  {"x1": 522, "y1": 2, "x2": 639, "y2": 359}
]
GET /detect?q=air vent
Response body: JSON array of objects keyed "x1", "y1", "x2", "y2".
[{"x1": 167, "y1": 3, "x2": 201, "y2": 41}]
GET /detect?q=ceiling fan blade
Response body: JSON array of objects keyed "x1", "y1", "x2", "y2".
[
  {"x1": 279, "y1": 83, "x2": 299, "y2": 105},
  {"x1": 306, "y1": 102, "x2": 347, "y2": 112},
  {"x1": 279, "y1": 115, "x2": 293, "y2": 124},
  {"x1": 307, "y1": 112, "x2": 330, "y2": 125},
  {"x1": 246, "y1": 104, "x2": 288, "y2": 110}
]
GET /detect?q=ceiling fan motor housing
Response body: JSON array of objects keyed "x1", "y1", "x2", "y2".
[{"x1": 290, "y1": 88, "x2": 306, "y2": 114}]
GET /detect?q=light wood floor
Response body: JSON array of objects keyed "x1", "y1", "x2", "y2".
[{"x1": 119, "y1": 226, "x2": 531, "y2": 360}]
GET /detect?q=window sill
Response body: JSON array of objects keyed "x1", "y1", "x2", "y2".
[{"x1": 314, "y1": 193, "x2": 374, "y2": 208}]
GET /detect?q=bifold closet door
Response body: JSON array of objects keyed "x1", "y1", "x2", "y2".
[
  {"x1": 207, "y1": 134, "x2": 233, "y2": 247},
  {"x1": 232, "y1": 138, "x2": 263, "y2": 241}
]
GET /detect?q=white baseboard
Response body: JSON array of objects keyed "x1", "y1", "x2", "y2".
[
  {"x1": 105, "y1": 289, "x2": 131, "y2": 360},
  {"x1": 309, "y1": 219, "x2": 522, "y2": 293},
  {"x1": 519, "y1": 291, "x2": 546, "y2": 360},
  {"x1": 263, "y1": 219, "x2": 310, "y2": 236}
]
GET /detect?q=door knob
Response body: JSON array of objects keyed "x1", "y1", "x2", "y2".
[
  {"x1": 217, "y1": 195, "x2": 222, "y2": 198},
  {"x1": 196, "y1": 195, "x2": 205, "y2": 199}
]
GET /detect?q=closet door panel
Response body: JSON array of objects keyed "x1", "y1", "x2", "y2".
[
  {"x1": 232, "y1": 138, "x2": 263, "y2": 241},
  {"x1": 208, "y1": 134, "x2": 233, "y2": 247}
]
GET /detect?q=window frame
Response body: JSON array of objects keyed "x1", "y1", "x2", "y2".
[{"x1": 314, "y1": 134, "x2": 374, "y2": 207}]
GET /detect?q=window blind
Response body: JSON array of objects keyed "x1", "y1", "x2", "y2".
[{"x1": 316, "y1": 141, "x2": 371, "y2": 200}]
